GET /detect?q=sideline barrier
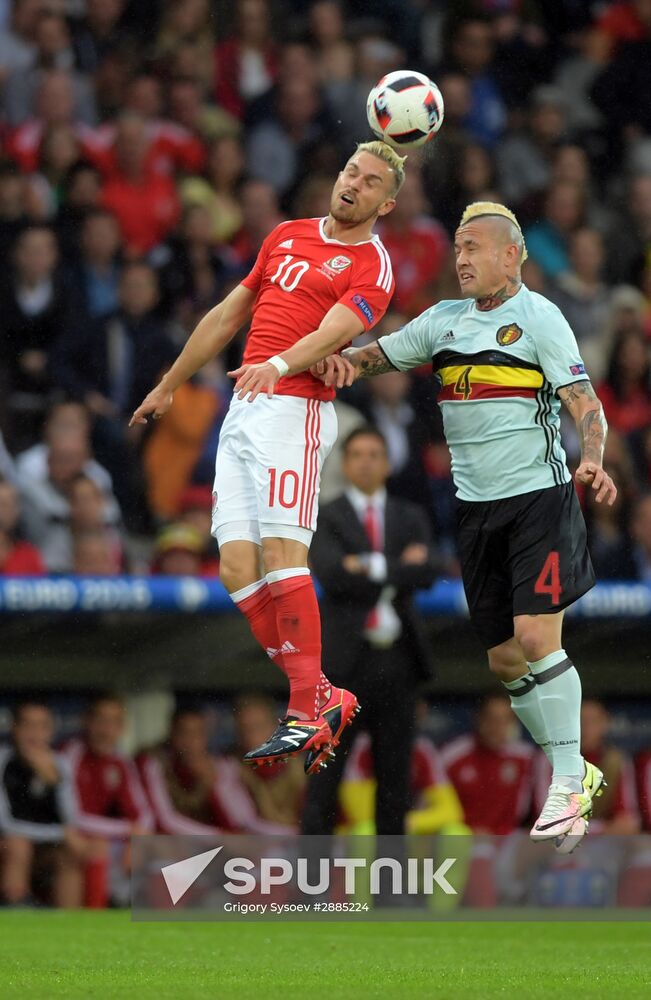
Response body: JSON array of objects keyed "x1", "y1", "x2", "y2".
[{"x1": 0, "y1": 577, "x2": 649, "y2": 617}]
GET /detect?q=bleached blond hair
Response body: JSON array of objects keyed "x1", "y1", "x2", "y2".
[
  {"x1": 459, "y1": 201, "x2": 528, "y2": 263},
  {"x1": 355, "y1": 140, "x2": 407, "y2": 194}
]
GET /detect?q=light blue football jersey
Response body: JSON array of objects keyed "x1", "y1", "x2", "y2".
[{"x1": 379, "y1": 285, "x2": 588, "y2": 502}]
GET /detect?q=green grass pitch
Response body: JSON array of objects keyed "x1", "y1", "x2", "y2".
[{"x1": 0, "y1": 911, "x2": 649, "y2": 999}]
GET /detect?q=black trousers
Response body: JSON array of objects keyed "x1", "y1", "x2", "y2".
[{"x1": 301, "y1": 640, "x2": 417, "y2": 836}]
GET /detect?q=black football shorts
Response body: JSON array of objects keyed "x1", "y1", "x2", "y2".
[{"x1": 456, "y1": 482, "x2": 595, "y2": 650}]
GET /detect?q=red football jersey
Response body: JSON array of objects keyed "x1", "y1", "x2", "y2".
[
  {"x1": 241, "y1": 217, "x2": 394, "y2": 401},
  {"x1": 62, "y1": 738, "x2": 153, "y2": 838},
  {"x1": 442, "y1": 734, "x2": 535, "y2": 835}
]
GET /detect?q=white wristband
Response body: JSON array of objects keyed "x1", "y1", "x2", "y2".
[{"x1": 268, "y1": 355, "x2": 289, "y2": 377}]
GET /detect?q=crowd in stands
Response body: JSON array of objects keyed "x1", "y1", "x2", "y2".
[
  {"x1": 1, "y1": 691, "x2": 650, "y2": 907},
  {"x1": 0, "y1": 1, "x2": 648, "y2": 576},
  {"x1": 1, "y1": 0, "x2": 651, "y2": 905}
]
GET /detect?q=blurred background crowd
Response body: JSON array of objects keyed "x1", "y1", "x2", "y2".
[
  {"x1": 2, "y1": 0, "x2": 651, "y2": 908},
  {"x1": 0, "y1": 0, "x2": 650, "y2": 577}
]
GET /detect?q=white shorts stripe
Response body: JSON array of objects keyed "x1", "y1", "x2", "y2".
[{"x1": 305, "y1": 399, "x2": 321, "y2": 529}]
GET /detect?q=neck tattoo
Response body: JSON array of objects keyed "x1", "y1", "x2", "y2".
[{"x1": 476, "y1": 277, "x2": 521, "y2": 312}]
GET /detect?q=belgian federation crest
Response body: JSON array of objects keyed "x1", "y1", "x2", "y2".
[{"x1": 496, "y1": 322, "x2": 523, "y2": 346}]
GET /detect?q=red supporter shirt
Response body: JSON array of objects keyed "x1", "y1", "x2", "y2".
[
  {"x1": 345, "y1": 732, "x2": 449, "y2": 807},
  {"x1": 62, "y1": 737, "x2": 153, "y2": 838},
  {"x1": 81, "y1": 122, "x2": 206, "y2": 179},
  {"x1": 101, "y1": 172, "x2": 180, "y2": 254},
  {"x1": 377, "y1": 218, "x2": 449, "y2": 314},
  {"x1": 441, "y1": 734, "x2": 535, "y2": 835},
  {"x1": 635, "y1": 750, "x2": 651, "y2": 831},
  {"x1": 241, "y1": 217, "x2": 394, "y2": 401},
  {"x1": 0, "y1": 541, "x2": 45, "y2": 575}
]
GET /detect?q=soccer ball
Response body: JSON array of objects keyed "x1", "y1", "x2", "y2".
[{"x1": 366, "y1": 70, "x2": 444, "y2": 149}]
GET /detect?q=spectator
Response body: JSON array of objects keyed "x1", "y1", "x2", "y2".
[
  {"x1": 214, "y1": 0, "x2": 278, "y2": 120},
  {"x1": 66, "y1": 208, "x2": 122, "y2": 319},
  {"x1": 246, "y1": 77, "x2": 331, "y2": 197},
  {"x1": 180, "y1": 135, "x2": 245, "y2": 246},
  {"x1": 0, "y1": 0, "x2": 41, "y2": 80},
  {"x1": 54, "y1": 161, "x2": 103, "y2": 261},
  {"x1": 229, "y1": 178, "x2": 283, "y2": 267},
  {"x1": 439, "y1": 141, "x2": 498, "y2": 235},
  {"x1": 167, "y1": 75, "x2": 232, "y2": 149},
  {"x1": 605, "y1": 174, "x2": 651, "y2": 285},
  {"x1": 33, "y1": 124, "x2": 83, "y2": 215},
  {"x1": 72, "y1": 529, "x2": 121, "y2": 575},
  {"x1": 61, "y1": 693, "x2": 152, "y2": 907},
  {"x1": 69, "y1": 473, "x2": 124, "y2": 567},
  {"x1": 598, "y1": 329, "x2": 651, "y2": 437},
  {"x1": 442, "y1": 693, "x2": 535, "y2": 835},
  {"x1": 99, "y1": 115, "x2": 181, "y2": 255},
  {"x1": 0, "y1": 225, "x2": 72, "y2": 448},
  {"x1": 50, "y1": 261, "x2": 177, "y2": 522},
  {"x1": 138, "y1": 707, "x2": 289, "y2": 834},
  {"x1": 159, "y1": 204, "x2": 230, "y2": 320},
  {"x1": 359, "y1": 371, "x2": 431, "y2": 507},
  {"x1": 302, "y1": 426, "x2": 439, "y2": 836},
  {"x1": 446, "y1": 16, "x2": 506, "y2": 149},
  {"x1": 5, "y1": 61, "x2": 95, "y2": 145},
  {"x1": 71, "y1": 0, "x2": 128, "y2": 76},
  {"x1": 496, "y1": 85, "x2": 569, "y2": 209},
  {"x1": 309, "y1": 0, "x2": 352, "y2": 84},
  {"x1": 534, "y1": 699, "x2": 640, "y2": 834},
  {"x1": 150, "y1": 523, "x2": 205, "y2": 576},
  {"x1": 523, "y1": 179, "x2": 585, "y2": 279},
  {"x1": 584, "y1": 439, "x2": 639, "y2": 579},
  {"x1": 0, "y1": 701, "x2": 96, "y2": 907},
  {"x1": 592, "y1": 8, "x2": 651, "y2": 154},
  {"x1": 631, "y1": 493, "x2": 651, "y2": 581},
  {"x1": 547, "y1": 227, "x2": 612, "y2": 381},
  {"x1": 16, "y1": 403, "x2": 121, "y2": 572},
  {"x1": 339, "y1": 729, "x2": 465, "y2": 835},
  {"x1": 421, "y1": 73, "x2": 474, "y2": 218},
  {"x1": 154, "y1": 0, "x2": 215, "y2": 93},
  {"x1": 231, "y1": 694, "x2": 305, "y2": 830},
  {"x1": 0, "y1": 162, "x2": 32, "y2": 260},
  {"x1": 376, "y1": 169, "x2": 449, "y2": 316},
  {"x1": 0, "y1": 477, "x2": 44, "y2": 575}
]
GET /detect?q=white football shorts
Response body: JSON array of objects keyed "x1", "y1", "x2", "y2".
[{"x1": 212, "y1": 393, "x2": 338, "y2": 548}]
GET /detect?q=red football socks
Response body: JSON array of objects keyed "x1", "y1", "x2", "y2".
[
  {"x1": 266, "y1": 568, "x2": 324, "y2": 721},
  {"x1": 232, "y1": 574, "x2": 329, "y2": 720},
  {"x1": 231, "y1": 580, "x2": 285, "y2": 673}
]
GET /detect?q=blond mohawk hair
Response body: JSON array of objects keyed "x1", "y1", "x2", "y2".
[
  {"x1": 355, "y1": 140, "x2": 407, "y2": 194},
  {"x1": 459, "y1": 201, "x2": 528, "y2": 262}
]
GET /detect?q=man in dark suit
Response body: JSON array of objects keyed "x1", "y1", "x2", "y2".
[{"x1": 302, "y1": 425, "x2": 439, "y2": 835}]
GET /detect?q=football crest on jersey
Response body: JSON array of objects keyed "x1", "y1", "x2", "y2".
[
  {"x1": 496, "y1": 322, "x2": 523, "y2": 346},
  {"x1": 319, "y1": 255, "x2": 352, "y2": 280}
]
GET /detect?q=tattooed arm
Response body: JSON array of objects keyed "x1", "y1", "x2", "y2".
[
  {"x1": 341, "y1": 341, "x2": 397, "y2": 378},
  {"x1": 309, "y1": 340, "x2": 397, "y2": 387},
  {"x1": 557, "y1": 381, "x2": 617, "y2": 505}
]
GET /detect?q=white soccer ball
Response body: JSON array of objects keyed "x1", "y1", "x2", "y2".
[{"x1": 366, "y1": 70, "x2": 444, "y2": 149}]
